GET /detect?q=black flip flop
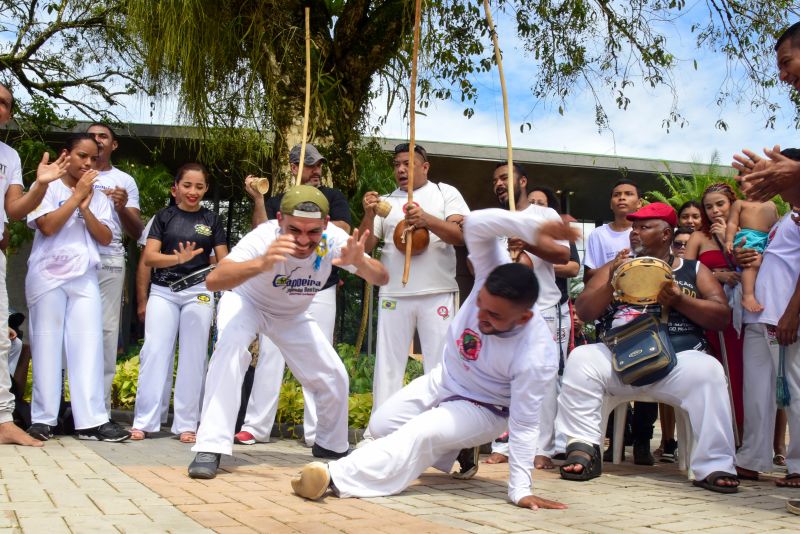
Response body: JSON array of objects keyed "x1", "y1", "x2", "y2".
[
  {"x1": 692, "y1": 471, "x2": 739, "y2": 494},
  {"x1": 560, "y1": 442, "x2": 601, "y2": 482}
]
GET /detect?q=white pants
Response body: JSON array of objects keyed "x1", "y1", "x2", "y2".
[
  {"x1": 329, "y1": 366, "x2": 507, "y2": 498},
  {"x1": 240, "y1": 285, "x2": 336, "y2": 444},
  {"x1": 193, "y1": 291, "x2": 349, "y2": 456},
  {"x1": 98, "y1": 254, "x2": 125, "y2": 414},
  {"x1": 556, "y1": 343, "x2": 736, "y2": 481},
  {"x1": 8, "y1": 338, "x2": 21, "y2": 377},
  {"x1": 736, "y1": 324, "x2": 800, "y2": 474},
  {"x1": 373, "y1": 292, "x2": 456, "y2": 410},
  {"x1": 133, "y1": 283, "x2": 214, "y2": 434},
  {"x1": 0, "y1": 252, "x2": 13, "y2": 424},
  {"x1": 493, "y1": 302, "x2": 563, "y2": 458},
  {"x1": 29, "y1": 273, "x2": 107, "y2": 430}
]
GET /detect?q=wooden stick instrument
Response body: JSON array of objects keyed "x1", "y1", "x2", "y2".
[{"x1": 295, "y1": 7, "x2": 312, "y2": 186}]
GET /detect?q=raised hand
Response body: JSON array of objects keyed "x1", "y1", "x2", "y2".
[
  {"x1": 731, "y1": 149, "x2": 763, "y2": 178},
  {"x1": 74, "y1": 169, "x2": 99, "y2": 204},
  {"x1": 362, "y1": 191, "x2": 380, "y2": 216},
  {"x1": 36, "y1": 151, "x2": 68, "y2": 184},
  {"x1": 333, "y1": 229, "x2": 369, "y2": 268},
  {"x1": 709, "y1": 217, "x2": 727, "y2": 241},
  {"x1": 261, "y1": 234, "x2": 298, "y2": 270},
  {"x1": 243, "y1": 175, "x2": 260, "y2": 200},
  {"x1": 609, "y1": 248, "x2": 632, "y2": 273},
  {"x1": 741, "y1": 145, "x2": 800, "y2": 202},
  {"x1": 173, "y1": 241, "x2": 204, "y2": 265}
]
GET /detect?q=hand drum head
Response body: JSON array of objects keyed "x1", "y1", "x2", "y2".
[
  {"x1": 611, "y1": 257, "x2": 673, "y2": 305},
  {"x1": 393, "y1": 220, "x2": 429, "y2": 256}
]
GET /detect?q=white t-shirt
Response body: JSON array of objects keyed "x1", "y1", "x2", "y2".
[
  {"x1": 0, "y1": 140, "x2": 24, "y2": 223},
  {"x1": 94, "y1": 166, "x2": 140, "y2": 257},
  {"x1": 583, "y1": 223, "x2": 631, "y2": 270},
  {"x1": 442, "y1": 208, "x2": 558, "y2": 505},
  {"x1": 512, "y1": 204, "x2": 566, "y2": 310},
  {"x1": 373, "y1": 181, "x2": 469, "y2": 297},
  {"x1": 744, "y1": 213, "x2": 800, "y2": 328},
  {"x1": 138, "y1": 217, "x2": 154, "y2": 247},
  {"x1": 225, "y1": 220, "x2": 359, "y2": 318},
  {"x1": 25, "y1": 180, "x2": 114, "y2": 306}
]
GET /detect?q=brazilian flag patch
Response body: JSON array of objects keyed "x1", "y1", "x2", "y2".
[{"x1": 381, "y1": 299, "x2": 397, "y2": 310}]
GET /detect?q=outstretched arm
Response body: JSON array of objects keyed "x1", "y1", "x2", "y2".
[{"x1": 332, "y1": 229, "x2": 389, "y2": 286}]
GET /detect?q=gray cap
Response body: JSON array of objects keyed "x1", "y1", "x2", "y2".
[{"x1": 289, "y1": 143, "x2": 327, "y2": 165}]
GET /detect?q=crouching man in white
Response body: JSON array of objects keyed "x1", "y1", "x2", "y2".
[
  {"x1": 291, "y1": 208, "x2": 572, "y2": 510},
  {"x1": 188, "y1": 185, "x2": 388, "y2": 478},
  {"x1": 556, "y1": 202, "x2": 739, "y2": 493}
]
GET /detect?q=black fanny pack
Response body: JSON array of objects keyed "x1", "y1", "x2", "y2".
[{"x1": 604, "y1": 314, "x2": 677, "y2": 387}]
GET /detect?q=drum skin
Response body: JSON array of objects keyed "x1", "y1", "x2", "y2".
[
  {"x1": 611, "y1": 257, "x2": 673, "y2": 305},
  {"x1": 393, "y1": 220, "x2": 430, "y2": 256}
]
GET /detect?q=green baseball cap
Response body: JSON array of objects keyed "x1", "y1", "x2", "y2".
[{"x1": 279, "y1": 185, "x2": 329, "y2": 219}]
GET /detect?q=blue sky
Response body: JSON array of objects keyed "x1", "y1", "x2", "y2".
[{"x1": 123, "y1": 10, "x2": 799, "y2": 167}]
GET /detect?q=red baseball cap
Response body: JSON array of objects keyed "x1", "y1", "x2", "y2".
[{"x1": 626, "y1": 202, "x2": 678, "y2": 227}]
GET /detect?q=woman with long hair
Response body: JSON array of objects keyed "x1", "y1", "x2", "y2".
[
  {"x1": 684, "y1": 183, "x2": 743, "y2": 442},
  {"x1": 131, "y1": 163, "x2": 228, "y2": 442}
]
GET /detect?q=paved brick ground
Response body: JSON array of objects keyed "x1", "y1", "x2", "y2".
[{"x1": 1, "y1": 432, "x2": 799, "y2": 533}]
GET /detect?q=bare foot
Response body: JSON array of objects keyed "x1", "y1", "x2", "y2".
[
  {"x1": 742, "y1": 294, "x2": 764, "y2": 313},
  {"x1": 0, "y1": 422, "x2": 43, "y2": 447},
  {"x1": 776, "y1": 473, "x2": 800, "y2": 488},
  {"x1": 534, "y1": 455, "x2": 555, "y2": 469},
  {"x1": 483, "y1": 452, "x2": 508, "y2": 464}
]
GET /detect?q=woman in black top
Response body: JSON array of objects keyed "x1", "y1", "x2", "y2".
[{"x1": 131, "y1": 163, "x2": 228, "y2": 442}]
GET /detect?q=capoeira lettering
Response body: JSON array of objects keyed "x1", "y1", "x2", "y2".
[{"x1": 188, "y1": 185, "x2": 388, "y2": 478}]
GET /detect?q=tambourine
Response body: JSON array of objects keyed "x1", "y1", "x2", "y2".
[
  {"x1": 611, "y1": 257, "x2": 673, "y2": 305},
  {"x1": 170, "y1": 265, "x2": 215, "y2": 293},
  {"x1": 393, "y1": 220, "x2": 429, "y2": 256}
]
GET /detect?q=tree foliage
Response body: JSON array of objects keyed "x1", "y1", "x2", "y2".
[
  {"x1": 124, "y1": 1, "x2": 799, "y2": 196},
  {"x1": 0, "y1": 0, "x2": 142, "y2": 123}
]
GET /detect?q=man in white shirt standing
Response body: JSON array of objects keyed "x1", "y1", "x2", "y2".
[
  {"x1": 0, "y1": 81, "x2": 69, "y2": 446},
  {"x1": 484, "y1": 163, "x2": 569, "y2": 470},
  {"x1": 582, "y1": 179, "x2": 642, "y2": 283},
  {"x1": 86, "y1": 123, "x2": 144, "y2": 415},
  {"x1": 359, "y1": 143, "x2": 470, "y2": 413}
]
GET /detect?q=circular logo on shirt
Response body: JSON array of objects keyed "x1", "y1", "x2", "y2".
[
  {"x1": 437, "y1": 306, "x2": 449, "y2": 319},
  {"x1": 197, "y1": 294, "x2": 212, "y2": 304},
  {"x1": 456, "y1": 328, "x2": 482, "y2": 361}
]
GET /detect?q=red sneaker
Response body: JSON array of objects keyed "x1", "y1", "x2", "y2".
[{"x1": 234, "y1": 430, "x2": 257, "y2": 445}]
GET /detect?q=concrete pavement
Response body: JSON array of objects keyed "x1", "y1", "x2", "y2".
[{"x1": 0, "y1": 433, "x2": 798, "y2": 533}]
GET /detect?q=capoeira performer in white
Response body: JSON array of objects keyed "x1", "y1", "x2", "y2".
[
  {"x1": 556, "y1": 202, "x2": 739, "y2": 493},
  {"x1": 188, "y1": 185, "x2": 388, "y2": 477},
  {"x1": 25, "y1": 133, "x2": 130, "y2": 442},
  {"x1": 131, "y1": 163, "x2": 228, "y2": 442},
  {"x1": 86, "y1": 123, "x2": 143, "y2": 415},
  {"x1": 291, "y1": 207, "x2": 571, "y2": 510},
  {"x1": 235, "y1": 144, "x2": 352, "y2": 447},
  {"x1": 735, "y1": 209, "x2": 800, "y2": 487},
  {"x1": 485, "y1": 163, "x2": 569, "y2": 471},
  {"x1": 359, "y1": 143, "x2": 469, "y2": 419},
  {"x1": 0, "y1": 81, "x2": 66, "y2": 446}
]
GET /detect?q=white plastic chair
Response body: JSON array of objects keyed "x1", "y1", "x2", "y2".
[{"x1": 600, "y1": 394, "x2": 694, "y2": 479}]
